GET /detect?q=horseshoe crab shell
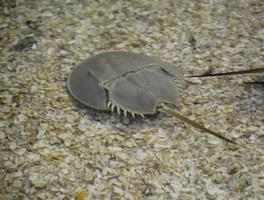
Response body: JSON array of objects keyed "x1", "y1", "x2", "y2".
[
  {"x1": 67, "y1": 51, "x2": 236, "y2": 144},
  {"x1": 67, "y1": 51, "x2": 183, "y2": 115}
]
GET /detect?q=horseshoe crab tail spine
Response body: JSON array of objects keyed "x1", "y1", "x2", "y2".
[{"x1": 159, "y1": 105, "x2": 237, "y2": 144}]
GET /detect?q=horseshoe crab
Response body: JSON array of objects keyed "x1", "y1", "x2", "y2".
[{"x1": 67, "y1": 51, "x2": 236, "y2": 144}]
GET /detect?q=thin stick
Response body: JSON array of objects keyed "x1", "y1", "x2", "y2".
[
  {"x1": 244, "y1": 81, "x2": 264, "y2": 84},
  {"x1": 159, "y1": 106, "x2": 236, "y2": 144},
  {"x1": 189, "y1": 68, "x2": 264, "y2": 77}
]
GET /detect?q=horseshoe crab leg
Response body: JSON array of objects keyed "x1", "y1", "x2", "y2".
[
  {"x1": 117, "y1": 106, "x2": 121, "y2": 115},
  {"x1": 111, "y1": 103, "x2": 115, "y2": 112},
  {"x1": 107, "y1": 102, "x2": 112, "y2": 109},
  {"x1": 159, "y1": 105, "x2": 237, "y2": 144},
  {"x1": 124, "y1": 110, "x2": 127, "y2": 118}
]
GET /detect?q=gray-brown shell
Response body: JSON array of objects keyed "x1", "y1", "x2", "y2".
[
  {"x1": 67, "y1": 51, "x2": 183, "y2": 116},
  {"x1": 67, "y1": 51, "x2": 237, "y2": 144}
]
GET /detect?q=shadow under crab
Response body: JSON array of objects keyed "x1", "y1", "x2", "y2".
[{"x1": 67, "y1": 51, "x2": 236, "y2": 144}]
